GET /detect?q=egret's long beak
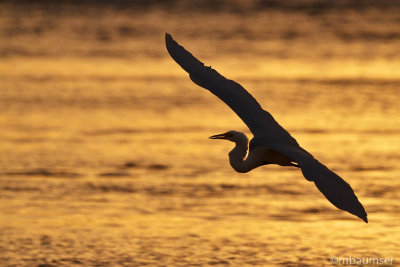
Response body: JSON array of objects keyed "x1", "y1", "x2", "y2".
[{"x1": 209, "y1": 133, "x2": 229, "y2": 139}]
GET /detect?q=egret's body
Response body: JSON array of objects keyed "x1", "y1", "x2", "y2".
[
  {"x1": 165, "y1": 33, "x2": 367, "y2": 223},
  {"x1": 214, "y1": 131, "x2": 298, "y2": 173}
]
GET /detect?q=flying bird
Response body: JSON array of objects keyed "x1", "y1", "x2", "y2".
[{"x1": 165, "y1": 33, "x2": 367, "y2": 223}]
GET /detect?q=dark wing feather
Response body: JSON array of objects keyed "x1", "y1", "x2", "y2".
[
  {"x1": 165, "y1": 33, "x2": 297, "y2": 144},
  {"x1": 304, "y1": 158, "x2": 368, "y2": 222},
  {"x1": 260, "y1": 140, "x2": 368, "y2": 223}
]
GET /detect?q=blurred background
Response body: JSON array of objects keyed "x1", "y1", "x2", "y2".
[{"x1": 1, "y1": 0, "x2": 399, "y2": 266}]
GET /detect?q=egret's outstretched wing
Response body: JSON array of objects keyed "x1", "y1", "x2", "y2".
[
  {"x1": 308, "y1": 159, "x2": 368, "y2": 223},
  {"x1": 165, "y1": 33, "x2": 297, "y2": 145},
  {"x1": 251, "y1": 138, "x2": 368, "y2": 222}
]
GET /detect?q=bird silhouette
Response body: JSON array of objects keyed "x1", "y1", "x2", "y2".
[{"x1": 165, "y1": 33, "x2": 367, "y2": 223}]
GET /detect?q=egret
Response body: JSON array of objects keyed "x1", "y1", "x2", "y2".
[{"x1": 165, "y1": 33, "x2": 367, "y2": 223}]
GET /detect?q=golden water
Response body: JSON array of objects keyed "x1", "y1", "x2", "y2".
[{"x1": 0, "y1": 2, "x2": 399, "y2": 266}]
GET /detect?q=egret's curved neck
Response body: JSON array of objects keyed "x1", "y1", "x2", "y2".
[{"x1": 228, "y1": 133, "x2": 253, "y2": 173}]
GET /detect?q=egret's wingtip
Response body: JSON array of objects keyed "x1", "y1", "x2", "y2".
[
  {"x1": 165, "y1": 33, "x2": 173, "y2": 41},
  {"x1": 165, "y1": 33, "x2": 175, "y2": 50}
]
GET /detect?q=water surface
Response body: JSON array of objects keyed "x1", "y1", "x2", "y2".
[{"x1": 0, "y1": 1, "x2": 399, "y2": 266}]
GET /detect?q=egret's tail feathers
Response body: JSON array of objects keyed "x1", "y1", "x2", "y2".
[{"x1": 300, "y1": 158, "x2": 368, "y2": 223}]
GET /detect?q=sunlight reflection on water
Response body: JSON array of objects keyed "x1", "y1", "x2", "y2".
[{"x1": 0, "y1": 2, "x2": 399, "y2": 266}]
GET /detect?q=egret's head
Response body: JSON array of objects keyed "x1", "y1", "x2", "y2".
[{"x1": 209, "y1": 131, "x2": 244, "y2": 142}]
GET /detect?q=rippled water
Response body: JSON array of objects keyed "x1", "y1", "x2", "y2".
[{"x1": 1, "y1": 1, "x2": 399, "y2": 266}]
